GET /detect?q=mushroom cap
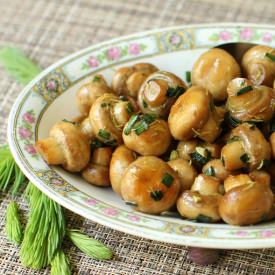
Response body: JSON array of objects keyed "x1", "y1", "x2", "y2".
[
  {"x1": 82, "y1": 163, "x2": 110, "y2": 187},
  {"x1": 191, "y1": 48, "x2": 241, "y2": 101},
  {"x1": 121, "y1": 156, "x2": 180, "y2": 214},
  {"x1": 49, "y1": 121, "x2": 90, "y2": 172},
  {"x1": 168, "y1": 86, "x2": 211, "y2": 141}
]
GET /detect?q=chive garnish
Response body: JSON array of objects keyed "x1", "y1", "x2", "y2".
[
  {"x1": 150, "y1": 190, "x2": 163, "y2": 201},
  {"x1": 119, "y1": 95, "x2": 128, "y2": 101},
  {"x1": 236, "y1": 85, "x2": 253, "y2": 96},
  {"x1": 224, "y1": 112, "x2": 240, "y2": 128},
  {"x1": 91, "y1": 139, "x2": 105, "y2": 148},
  {"x1": 98, "y1": 129, "x2": 111, "y2": 140},
  {"x1": 124, "y1": 114, "x2": 139, "y2": 135},
  {"x1": 265, "y1": 52, "x2": 275, "y2": 62},
  {"x1": 62, "y1": 119, "x2": 76, "y2": 125},
  {"x1": 105, "y1": 139, "x2": 117, "y2": 146},
  {"x1": 204, "y1": 166, "x2": 215, "y2": 177},
  {"x1": 92, "y1": 75, "x2": 101, "y2": 82},
  {"x1": 143, "y1": 113, "x2": 157, "y2": 124},
  {"x1": 125, "y1": 201, "x2": 138, "y2": 207},
  {"x1": 195, "y1": 214, "x2": 213, "y2": 223},
  {"x1": 142, "y1": 100, "x2": 148, "y2": 108},
  {"x1": 191, "y1": 147, "x2": 211, "y2": 165},
  {"x1": 226, "y1": 136, "x2": 241, "y2": 144},
  {"x1": 186, "y1": 71, "x2": 191, "y2": 83},
  {"x1": 126, "y1": 102, "x2": 134, "y2": 114},
  {"x1": 166, "y1": 86, "x2": 186, "y2": 98},
  {"x1": 161, "y1": 172, "x2": 174, "y2": 187},
  {"x1": 257, "y1": 159, "x2": 271, "y2": 170},
  {"x1": 240, "y1": 153, "x2": 250, "y2": 163},
  {"x1": 134, "y1": 121, "x2": 149, "y2": 135}
]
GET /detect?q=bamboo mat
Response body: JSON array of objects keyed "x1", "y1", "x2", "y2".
[{"x1": 0, "y1": 0, "x2": 275, "y2": 274}]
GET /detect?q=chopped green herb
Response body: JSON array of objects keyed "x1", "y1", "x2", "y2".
[
  {"x1": 204, "y1": 166, "x2": 215, "y2": 177},
  {"x1": 119, "y1": 95, "x2": 128, "y2": 101},
  {"x1": 92, "y1": 75, "x2": 101, "y2": 82},
  {"x1": 236, "y1": 85, "x2": 253, "y2": 96},
  {"x1": 126, "y1": 102, "x2": 134, "y2": 114},
  {"x1": 227, "y1": 136, "x2": 241, "y2": 144},
  {"x1": 124, "y1": 114, "x2": 139, "y2": 135},
  {"x1": 186, "y1": 71, "x2": 191, "y2": 83},
  {"x1": 191, "y1": 147, "x2": 211, "y2": 165},
  {"x1": 225, "y1": 112, "x2": 240, "y2": 128},
  {"x1": 161, "y1": 173, "x2": 174, "y2": 187},
  {"x1": 143, "y1": 113, "x2": 157, "y2": 124},
  {"x1": 125, "y1": 201, "x2": 138, "y2": 207},
  {"x1": 195, "y1": 214, "x2": 213, "y2": 223},
  {"x1": 91, "y1": 139, "x2": 105, "y2": 148},
  {"x1": 265, "y1": 52, "x2": 275, "y2": 62},
  {"x1": 101, "y1": 102, "x2": 108, "y2": 108},
  {"x1": 142, "y1": 100, "x2": 148, "y2": 108},
  {"x1": 98, "y1": 129, "x2": 111, "y2": 140},
  {"x1": 62, "y1": 119, "x2": 76, "y2": 125},
  {"x1": 257, "y1": 159, "x2": 271, "y2": 170},
  {"x1": 240, "y1": 153, "x2": 250, "y2": 163},
  {"x1": 150, "y1": 190, "x2": 163, "y2": 201},
  {"x1": 167, "y1": 86, "x2": 186, "y2": 98},
  {"x1": 105, "y1": 139, "x2": 117, "y2": 147},
  {"x1": 134, "y1": 121, "x2": 149, "y2": 135}
]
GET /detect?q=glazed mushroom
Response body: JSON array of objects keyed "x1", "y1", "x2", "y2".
[
  {"x1": 76, "y1": 74, "x2": 113, "y2": 116},
  {"x1": 177, "y1": 191, "x2": 221, "y2": 222},
  {"x1": 221, "y1": 123, "x2": 271, "y2": 171},
  {"x1": 79, "y1": 117, "x2": 95, "y2": 140},
  {"x1": 167, "y1": 159, "x2": 198, "y2": 191},
  {"x1": 219, "y1": 174, "x2": 274, "y2": 225},
  {"x1": 112, "y1": 63, "x2": 158, "y2": 98},
  {"x1": 109, "y1": 145, "x2": 137, "y2": 196},
  {"x1": 137, "y1": 71, "x2": 188, "y2": 118},
  {"x1": 191, "y1": 174, "x2": 223, "y2": 195},
  {"x1": 120, "y1": 156, "x2": 180, "y2": 214},
  {"x1": 242, "y1": 45, "x2": 275, "y2": 87},
  {"x1": 226, "y1": 78, "x2": 274, "y2": 122},
  {"x1": 202, "y1": 159, "x2": 230, "y2": 181},
  {"x1": 191, "y1": 48, "x2": 241, "y2": 101},
  {"x1": 82, "y1": 147, "x2": 113, "y2": 187},
  {"x1": 89, "y1": 93, "x2": 138, "y2": 145},
  {"x1": 36, "y1": 121, "x2": 90, "y2": 172},
  {"x1": 168, "y1": 86, "x2": 224, "y2": 142},
  {"x1": 122, "y1": 113, "x2": 171, "y2": 156}
]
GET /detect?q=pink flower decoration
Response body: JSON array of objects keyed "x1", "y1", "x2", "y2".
[
  {"x1": 104, "y1": 208, "x2": 118, "y2": 216},
  {"x1": 128, "y1": 215, "x2": 140, "y2": 222},
  {"x1": 180, "y1": 226, "x2": 194, "y2": 233},
  {"x1": 46, "y1": 79, "x2": 57, "y2": 91},
  {"x1": 88, "y1": 56, "x2": 99, "y2": 68},
  {"x1": 219, "y1": 31, "x2": 231, "y2": 41},
  {"x1": 86, "y1": 199, "x2": 97, "y2": 206},
  {"x1": 52, "y1": 178, "x2": 63, "y2": 185},
  {"x1": 262, "y1": 32, "x2": 273, "y2": 43},
  {"x1": 235, "y1": 230, "x2": 248, "y2": 237},
  {"x1": 170, "y1": 34, "x2": 181, "y2": 45},
  {"x1": 25, "y1": 144, "x2": 37, "y2": 154},
  {"x1": 240, "y1": 28, "x2": 253, "y2": 40},
  {"x1": 23, "y1": 112, "x2": 35, "y2": 124},
  {"x1": 261, "y1": 230, "x2": 274, "y2": 238},
  {"x1": 128, "y1": 43, "x2": 140, "y2": 55},
  {"x1": 19, "y1": 127, "x2": 32, "y2": 139},
  {"x1": 107, "y1": 47, "x2": 121, "y2": 60}
]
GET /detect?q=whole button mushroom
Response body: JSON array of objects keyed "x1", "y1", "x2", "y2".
[
  {"x1": 76, "y1": 75, "x2": 113, "y2": 116},
  {"x1": 219, "y1": 174, "x2": 274, "y2": 225},
  {"x1": 122, "y1": 113, "x2": 171, "y2": 156},
  {"x1": 120, "y1": 156, "x2": 180, "y2": 214},
  {"x1": 191, "y1": 48, "x2": 241, "y2": 101},
  {"x1": 109, "y1": 145, "x2": 137, "y2": 196},
  {"x1": 137, "y1": 71, "x2": 188, "y2": 118},
  {"x1": 242, "y1": 45, "x2": 275, "y2": 87},
  {"x1": 79, "y1": 117, "x2": 95, "y2": 140},
  {"x1": 36, "y1": 121, "x2": 90, "y2": 172},
  {"x1": 221, "y1": 123, "x2": 271, "y2": 171},
  {"x1": 112, "y1": 63, "x2": 158, "y2": 98},
  {"x1": 89, "y1": 93, "x2": 138, "y2": 146},
  {"x1": 82, "y1": 147, "x2": 113, "y2": 187},
  {"x1": 226, "y1": 78, "x2": 274, "y2": 123},
  {"x1": 168, "y1": 86, "x2": 224, "y2": 142}
]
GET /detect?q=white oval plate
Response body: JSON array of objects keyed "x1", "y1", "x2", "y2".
[{"x1": 8, "y1": 23, "x2": 275, "y2": 249}]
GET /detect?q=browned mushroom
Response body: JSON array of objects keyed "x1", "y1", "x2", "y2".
[
  {"x1": 191, "y1": 174, "x2": 223, "y2": 195},
  {"x1": 36, "y1": 121, "x2": 90, "y2": 172},
  {"x1": 76, "y1": 74, "x2": 113, "y2": 116},
  {"x1": 137, "y1": 71, "x2": 188, "y2": 118},
  {"x1": 112, "y1": 63, "x2": 158, "y2": 98}
]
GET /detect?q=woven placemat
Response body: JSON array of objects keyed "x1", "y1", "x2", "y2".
[{"x1": 1, "y1": 0, "x2": 275, "y2": 274}]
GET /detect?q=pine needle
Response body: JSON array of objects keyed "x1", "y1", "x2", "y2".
[
  {"x1": 0, "y1": 47, "x2": 41, "y2": 85},
  {"x1": 20, "y1": 183, "x2": 66, "y2": 269},
  {"x1": 51, "y1": 249, "x2": 71, "y2": 275},
  {"x1": 0, "y1": 145, "x2": 26, "y2": 195},
  {"x1": 6, "y1": 201, "x2": 23, "y2": 245},
  {"x1": 67, "y1": 229, "x2": 113, "y2": 260}
]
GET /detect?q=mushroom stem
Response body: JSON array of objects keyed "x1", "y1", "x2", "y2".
[
  {"x1": 221, "y1": 141, "x2": 245, "y2": 171},
  {"x1": 36, "y1": 137, "x2": 65, "y2": 165}
]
